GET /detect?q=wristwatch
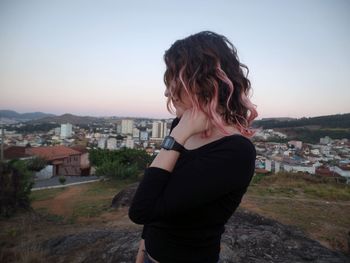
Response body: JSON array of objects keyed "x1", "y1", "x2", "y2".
[{"x1": 161, "y1": 136, "x2": 185, "y2": 153}]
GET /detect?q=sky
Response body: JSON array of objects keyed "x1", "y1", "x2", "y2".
[{"x1": 0, "y1": 0, "x2": 349, "y2": 120}]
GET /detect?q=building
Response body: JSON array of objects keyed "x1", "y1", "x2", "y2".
[
  {"x1": 60, "y1": 123, "x2": 73, "y2": 139},
  {"x1": 126, "y1": 136, "x2": 134, "y2": 149},
  {"x1": 54, "y1": 127, "x2": 61, "y2": 136},
  {"x1": 3, "y1": 145, "x2": 31, "y2": 161},
  {"x1": 133, "y1": 128, "x2": 140, "y2": 138},
  {"x1": 98, "y1": 138, "x2": 107, "y2": 149},
  {"x1": 140, "y1": 131, "x2": 149, "y2": 141},
  {"x1": 283, "y1": 163, "x2": 316, "y2": 174},
  {"x1": 107, "y1": 137, "x2": 117, "y2": 150},
  {"x1": 331, "y1": 165, "x2": 350, "y2": 184},
  {"x1": 25, "y1": 145, "x2": 82, "y2": 176},
  {"x1": 121, "y1": 119, "x2": 134, "y2": 135},
  {"x1": 288, "y1": 140, "x2": 303, "y2": 150},
  {"x1": 320, "y1": 136, "x2": 332, "y2": 144},
  {"x1": 71, "y1": 145, "x2": 91, "y2": 176},
  {"x1": 152, "y1": 121, "x2": 167, "y2": 139}
]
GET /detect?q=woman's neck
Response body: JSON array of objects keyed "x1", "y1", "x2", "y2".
[{"x1": 184, "y1": 125, "x2": 241, "y2": 150}]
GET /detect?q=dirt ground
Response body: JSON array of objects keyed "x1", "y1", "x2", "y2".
[{"x1": 31, "y1": 184, "x2": 133, "y2": 227}]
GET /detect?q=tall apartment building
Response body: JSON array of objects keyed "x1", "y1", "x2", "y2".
[
  {"x1": 60, "y1": 123, "x2": 73, "y2": 138},
  {"x1": 152, "y1": 121, "x2": 167, "y2": 139},
  {"x1": 121, "y1": 119, "x2": 134, "y2": 135}
]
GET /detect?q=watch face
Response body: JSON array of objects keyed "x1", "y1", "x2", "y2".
[{"x1": 162, "y1": 136, "x2": 175, "y2": 149}]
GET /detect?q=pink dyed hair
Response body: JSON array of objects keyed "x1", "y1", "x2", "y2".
[{"x1": 164, "y1": 31, "x2": 258, "y2": 137}]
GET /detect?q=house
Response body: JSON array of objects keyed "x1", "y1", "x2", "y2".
[
  {"x1": 25, "y1": 145, "x2": 82, "y2": 176},
  {"x1": 3, "y1": 145, "x2": 31, "y2": 160},
  {"x1": 330, "y1": 165, "x2": 350, "y2": 184},
  {"x1": 71, "y1": 145, "x2": 91, "y2": 176}
]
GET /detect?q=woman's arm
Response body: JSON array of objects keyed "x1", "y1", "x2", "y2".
[
  {"x1": 149, "y1": 110, "x2": 207, "y2": 172},
  {"x1": 129, "y1": 136, "x2": 256, "y2": 224},
  {"x1": 128, "y1": 110, "x2": 257, "y2": 224},
  {"x1": 135, "y1": 239, "x2": 145, "y2": 263}
]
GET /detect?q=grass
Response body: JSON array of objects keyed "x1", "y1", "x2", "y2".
[
  {"x1": 243, "y1": 171, "x2": 350, "y2": 253},
  {"x1": 72, "y1": 198, "x2": 112, "y2": 218},
  {"x1": 80, "y1": 178, "x2": 134, "y2": 197},
  {"x1": 247, "y1": 172, "x2": 350, "y2": 201},
  {"x1": 303, "y1": 185, "x2": 350, "y2": 201},
  {"x1": 30, "y1": 187, "x2": 66, "y2": 202}
]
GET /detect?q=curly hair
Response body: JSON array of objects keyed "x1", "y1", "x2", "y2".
[{"x1": 164, "y1": 31, "x2": 258, "y2": 137}]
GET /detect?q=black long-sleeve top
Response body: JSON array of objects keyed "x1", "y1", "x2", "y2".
[{"x1": 129, "y1": 119, "x2": 256, "y2": 263}]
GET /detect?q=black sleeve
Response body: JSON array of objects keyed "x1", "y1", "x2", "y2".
[
  {"x1": 140, "y1": 117, "x2": 179, "y2": 238},
  {"x1": 129, "y1": 138, "x2": 255, "y2": 225}
]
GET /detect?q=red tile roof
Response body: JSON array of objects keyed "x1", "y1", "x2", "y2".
[
  {"x1": 4, "y1": 146, "x2": 31, "y2": 160},
  {"x1": 26, "y1": 146, "x2": 81, "y2": 161}
]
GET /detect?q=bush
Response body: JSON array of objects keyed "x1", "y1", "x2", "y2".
[
  {"x1": 59, "y1": 176, "x2": 66, "y2": 184},
  {"x1": 26, "y1": 157, "x2": 47, "y2": 172},
  {"x1": 0, "y1": 160, "x2": 34, "y2": 218},
  {"x1": 95, "y1": 160, "x2": 138, "y2": 180},
  {"x1": 89, "y1": 148, "x2": 151, "y2": 170}
]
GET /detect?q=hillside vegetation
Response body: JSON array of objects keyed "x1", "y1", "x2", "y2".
[{"x1": 254, "y1": 113, "x2": 350, "y2": 129}]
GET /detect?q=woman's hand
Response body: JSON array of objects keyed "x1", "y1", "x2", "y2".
[
  {"x1": 171, "y1": 109, "x2": 209, "y2": 145},
  {"x1": 135, "y1": 239, "x2": 145, "y2": 263}
]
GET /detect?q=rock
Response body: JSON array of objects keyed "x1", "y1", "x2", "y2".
[{"x1": 111, "y1": 183, "x2": 139, "y2": 209}]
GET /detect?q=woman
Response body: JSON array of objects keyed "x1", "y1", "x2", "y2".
[{"x1": 129, "y1": 31, "x2": 258, "y2": 263}]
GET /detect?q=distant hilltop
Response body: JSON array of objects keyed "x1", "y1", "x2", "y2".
[
  {"x1": 254, "y1": 113, "x2": 350, "y2": 129},
  {"x1": 0, "y1": 110, "x2": 55, "y2": 124},
  {"x1": 28, "y1": 113, "x2": 104, "y2": 125}
]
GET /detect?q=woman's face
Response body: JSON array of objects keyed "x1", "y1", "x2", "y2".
[{"x1": 164, "y1": 87, "x2": 192, "y2": 118}]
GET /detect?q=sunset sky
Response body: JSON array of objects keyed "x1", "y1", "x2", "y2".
[{"x1": 0, "y1": 0, "x2": 349, "y2": 119}]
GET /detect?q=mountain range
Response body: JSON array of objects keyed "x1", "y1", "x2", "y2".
[{"x1": 1, "y1": 110, "x2": 349, "y2": 128}]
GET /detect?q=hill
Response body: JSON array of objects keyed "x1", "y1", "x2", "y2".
[
  {"x1": 28, "y1": 113, "x2": 104, "y2": 125},
  {"x1": 253, "y1": 113, "x2": 350, "y2": 129},
  {"x1": 0, "y1": 110, "x2": 55, "y2": 123}
]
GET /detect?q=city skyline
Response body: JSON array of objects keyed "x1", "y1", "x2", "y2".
[{"x1": 1, "y1": 0, "x2": 349, "y2": 119}]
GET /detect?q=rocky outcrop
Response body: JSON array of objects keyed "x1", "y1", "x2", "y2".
[
  {"x1": 111, "y1": 182, "x2": 139, "y2": 209},
  {"x1": 38, "y1": 184, "x2": 349, "y2": 263}
]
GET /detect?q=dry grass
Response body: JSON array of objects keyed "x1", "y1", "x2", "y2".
[{"x1": 242, "y1": 172, "x2": 350, "y2": 253}]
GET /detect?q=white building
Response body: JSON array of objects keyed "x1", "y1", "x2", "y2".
[
  {"x1": 283, "y1": 164, "x2": 316, "y2": 174},
  {"x1": 140, "y1": 131, "x2": 149, "y2": 141},
  {"x1": 133, "y1": 128, "x2": 140, "y2": 138},
  {"x1": 121, "y1": 119, "x2": 134, "y2": 135},
  {"x1": 107, "y1": 137, "x2": 117, "y2": 150},
  {"x1": 265, "y1": 159, "x2": 281, "y2": 173},
  {"x1": 126, "y1": 136, "x2": 134, "y2": 149},
  {"x1": 152, "y1": 121, "x2": 167, "y2": 139},
  {"x1": 288, "y1": 140, "x2": 303, "y2": 149},
  {"x1": 60, "y1": 123, "x2": 73, "y2": 138},
  {"x1": 320, "y1": 136, "x2": 332, "y2": 144},
  {"x1": 98, "y1": 138, "x2": 107, "y2": 149},
  {"x1": 330, "y1": 166, "x2": 350, "y2": 184}
]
